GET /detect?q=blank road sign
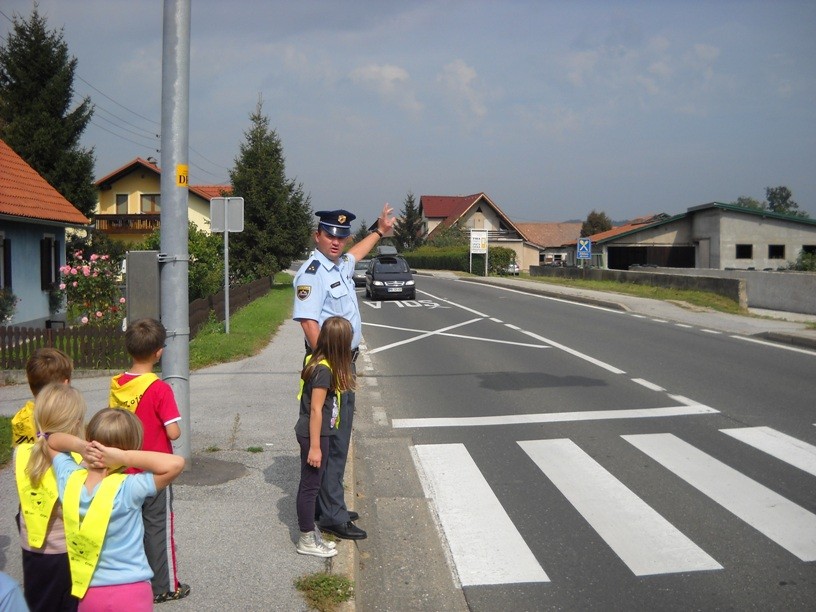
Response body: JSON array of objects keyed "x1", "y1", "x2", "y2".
[{"x1": 210, "y1": 197, "x2": 245, "y2": 232}]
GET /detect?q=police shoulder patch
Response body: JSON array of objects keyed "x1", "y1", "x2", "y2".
[
  {"x1": 296, "y1": 285, "x2": 312, "y2": 301},
  {"x1": 305, "y1": 260, "x2": 320, "y2": 274}
]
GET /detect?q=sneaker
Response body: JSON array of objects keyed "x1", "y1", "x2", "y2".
[
  {"x1": 297, "y1": 531, "x2": 337, "y2": 558},
  {"x1": 315, "y1": 527, "x2": 337, "y2": 550},
  {"x1": 153, "y1": 583, "x2": 191, "y2": 604}
]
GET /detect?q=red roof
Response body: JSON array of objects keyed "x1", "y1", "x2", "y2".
[
  {"x1": 95, "y1": 157, "x2": 231, "y2": 201},
  {"x1": 515, "y1": 222, "x2": 582, "y2": 247},
  {"x1": 565, "y1": 215, "x2": 666, "y2": 246},
  {"x1": 0, "y1": 139, "x2": 90, "y2": 225},
  {"x1": 420, "y1": 193, "x2": 485, "y2": 219}
]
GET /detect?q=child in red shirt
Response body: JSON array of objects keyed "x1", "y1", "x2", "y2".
[{"x1": 109, "y1": 318, "x2": 189, "y2": 604}]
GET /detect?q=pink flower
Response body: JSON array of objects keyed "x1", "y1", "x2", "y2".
[
  {"x1": 72, "y1": 281, "x2": 78, "y2": 287},
  {"x1": 81, "y1": 316, "x2": 89, "y2": 324},
  {"x1": 90, "y1": 254, "x2": 99, "y2": 261},
  {"x1": 119, "y1": 297, "x2": 126, "y2": 304},
  {"x1": 59, "y1": 283, "x2": 66, "y2": 290},
  {"x1": 82, "y1": 266, "x2": 91, "y2": 277},
  {"x1": 59, "y1": 265, "x2": 70, "y2": 273},
  {"x1": 96, "y1": 311, "x2": 103, "y2": 318},
  {"x1": 70, "y1": 268, "x2": 77, "y2": 275},
  {"x1": 101, "y1": 255, "x2": 109, "y2": 260}
]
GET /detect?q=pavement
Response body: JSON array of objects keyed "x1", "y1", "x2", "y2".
[{"x1": 1, "y1": 273, "x2": 814, "y2": 612}]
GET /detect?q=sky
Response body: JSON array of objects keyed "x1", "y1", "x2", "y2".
[{"x1": 2, "y1": 0, "x2": 815, "y2": 227}]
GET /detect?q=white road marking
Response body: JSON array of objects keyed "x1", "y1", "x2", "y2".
[
  {"x1": 701, "y1": 329, "x2": 721, "y2": 334},
  {"x1": 652, "y1": 319, "x2": 669, "y2": 323},
  {"x1": 623, "y1": 433, "x2": 816, "y2": 562},
  {"x1": 366, "y1": 318, "x2": 482, "y2": 354},
  {"x1": 490, "y1": 317, "x2": 503, "y2": 323},
  {"x1": 731, "y1": 335, "x2": 816, "y2": 356},
  {"x1": 363, "y1": 321, "x2": 549, "y2": 351},
  {"x1": 413, "y1": 444, "x2": 549, "y2": 586},
  {"x1": 418, "y1": 289, "x2": 490, "y2": 317},
  {"x1": 632, "y1": 378, "x2": 666, "y2": 392},
  {"x1": 520, "y1": 330, "x2": 626, "y2": 374},
  {"x1": 675, "y1": 323, "x2": 693, "y2": 328},
  {"x1": 393, "y1": 404, "x2": 718, "y2": 429},
  {"x1": 519, "y1": 439, "x2": 722, "y2": 576},
  {"x1": 721, "y1": 426, "x2": 816, "y2": 477}
]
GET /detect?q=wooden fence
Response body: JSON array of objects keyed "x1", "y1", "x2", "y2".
[{"x1": 1, "y1": 276, "x2": 275, "y2": 371}]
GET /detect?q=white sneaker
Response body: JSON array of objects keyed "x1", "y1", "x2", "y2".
[
  {"x1": 297, "y1": 531, "x2": 337, "y2": 558},
  {"x1": 315, "y1": 527, "x2": 337, "y2": 550}
]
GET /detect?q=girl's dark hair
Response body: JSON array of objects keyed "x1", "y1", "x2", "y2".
[{"x1": 301, "y1": 316, "x2": 355, "y2": 393}]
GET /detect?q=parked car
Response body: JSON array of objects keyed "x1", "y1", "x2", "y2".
[
  {"x1": 365, "y1": 255, "x2": 416, "y2": 300},
  {"x1": 503, "y1": 262, "x2": 520, "y2": 275},
  {"x1": 352, "y1": 259, "x2": 370, "y2": 287}
]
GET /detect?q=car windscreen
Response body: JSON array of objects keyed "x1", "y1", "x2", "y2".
[{"x1": 373, "y1": 258, "x2": 409, "y2": 273}]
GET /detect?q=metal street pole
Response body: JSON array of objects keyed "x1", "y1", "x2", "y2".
[{"x1": 159, "y1": 0, "x2": 191, "y2": 462}]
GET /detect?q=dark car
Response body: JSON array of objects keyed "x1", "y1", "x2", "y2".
[
  {"x1": 365, "y1": 255, "x2": 416, "y2": 300},
  {"x1": 352, "y1": 259, "x2": 370, "y2": 287}
]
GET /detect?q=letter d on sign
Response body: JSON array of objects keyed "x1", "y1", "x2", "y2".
[{"x1": 176, "y1": 164, "x2": 189, "y2": 187}]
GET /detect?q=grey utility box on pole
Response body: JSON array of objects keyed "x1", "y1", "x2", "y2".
[{"x1": 125, "y1": 251, "x2": 161, "y2": 323}]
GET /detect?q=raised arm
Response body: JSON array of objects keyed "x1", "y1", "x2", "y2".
[
  {"x1": 90, "y1": 442, "x2": 185, "y2": 490},
  {"x1": 347, "y1": 203, "x2": 395, "y2": 262}
]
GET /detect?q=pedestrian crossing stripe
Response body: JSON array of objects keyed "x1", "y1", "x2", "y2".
[
  {"x1": 415, "y1": 427, "x2": 816, "y2": 587},
  {"x1": 623, "y1": 433, "x2": 816, "y2": 562},
  {"x1": 413, "y1": 443, "x2": 549, "y2": 586},
  {"x1": 519, "y1": 438, "x2": 722, "y2": 576}
]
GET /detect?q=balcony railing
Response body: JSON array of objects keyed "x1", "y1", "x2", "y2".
[{"x1": 94, "y1": 213, "x2": 161, "y2": 234}]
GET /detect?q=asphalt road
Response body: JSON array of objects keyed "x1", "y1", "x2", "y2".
[{"x1": 354, "y1": 275, "x2": 816, "y2": 611}]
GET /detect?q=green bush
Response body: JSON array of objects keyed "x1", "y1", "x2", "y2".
[
  {"x1": 402, "y1": 246, "x2": 469, "y2": 271},
  {"x1": 487, "y1": 246, "x2": 515, "y2": 274},
  {"x1": 0, "y1": 288, "x2": 18, "y2": 323}
]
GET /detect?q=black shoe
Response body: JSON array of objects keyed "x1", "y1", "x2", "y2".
[
  {"x1": 321, "y1": 521, "x2": 367, "y2": 540},
  {"x1": 348, "y1": 511, "x2": 359, "y2": 521}
]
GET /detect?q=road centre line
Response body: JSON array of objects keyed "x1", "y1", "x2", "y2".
[
  {"x1": 632, "y1": 378, "x2": 666, "y2": 392},
  {"x1": 363, "y1": 321, "x2": 549, "y2": 352},
  {"x1": 392, "y1": 405, "x2": 719, "y2": 429}
]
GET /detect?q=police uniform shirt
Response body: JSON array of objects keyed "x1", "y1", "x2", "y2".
[{"x1": 293, "y1": 248, "x2": 361, "y2": 349}]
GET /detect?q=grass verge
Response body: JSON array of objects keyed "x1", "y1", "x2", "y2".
[
  {"x1": 294, "y1": 572, "x2": 354, "y2": 612},
  {"x1": 505, "y1": 273, "x2": 745, "y2": 314},
  {"x1": 0, "y1": 417, "x2": 10, "y2": 466},
  {"x1": 189, "y1": 273, "x2": 293, "y2": 370}
]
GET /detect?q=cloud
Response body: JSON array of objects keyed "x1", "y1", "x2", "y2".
[
  {"x1": 349, "y1": 63, "x2": 422, "y2": 113},
  {"x1": 437, "y1": 59, "x2": 487, "y2": 123}
]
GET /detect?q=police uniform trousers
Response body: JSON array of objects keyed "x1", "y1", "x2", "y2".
[{"x1": 316, "y1": 361, "x2": 356, "y2": 526}]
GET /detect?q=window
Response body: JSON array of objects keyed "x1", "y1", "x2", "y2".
[
  {"x1": 116, "y1": 194, "x2": 128, "y2": 214},
  {"x1": 735, "y1": 244, "x2": 752, "y2": 259},
  {"x1": 768, "y1": 245, "x2": 785, "y2": 259},
  {"x1": 1, "y1": 233, "x2": 10, "y2": 289},
  {"x1": 40, "y1": 235, "x2": 59, "y2": 290},
  {"x1": 802, "y1": 245, "x2": 816, "y2": 255},
  {"x1": 140, "y1": 194, "x2": 161, "y2": 213}
]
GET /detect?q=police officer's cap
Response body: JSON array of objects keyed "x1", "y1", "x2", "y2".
[{"x1": 315, "y1": 209, "x2": 356, "y2": 238}]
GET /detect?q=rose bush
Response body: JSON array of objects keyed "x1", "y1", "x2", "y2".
[{"x1": 59, "y1": 251, "x2": 125, "y2": 327}]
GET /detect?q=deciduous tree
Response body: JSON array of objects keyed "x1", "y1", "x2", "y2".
[{"x1": 580, "y1": 210, "x2": 612, "y2": 237}]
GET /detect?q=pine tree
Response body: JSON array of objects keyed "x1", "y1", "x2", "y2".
[
  {"x1": 393, "y1": 191, "x2": 425, "y2": 251},
  {"x1": 0, "y1": 7, "x2": 96, "y2": 217},
  {"x1": 228, "y1": 100, "x2": 312, "y2": 280}
]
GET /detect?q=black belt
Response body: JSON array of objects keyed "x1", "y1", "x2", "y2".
[{"x1": 305, "y1": 342, "x2": 359, "y2": 362}]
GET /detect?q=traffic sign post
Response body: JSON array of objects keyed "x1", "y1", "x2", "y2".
[
  {"x1": 577, "y1": 238, "x2": 592, "y2": 266},
  {"x1": 210, "y1": 197, "x2": 245, "y2": 333},
  {"x1": 470, "y1": 230, "x2": 488, "y2": 275}
]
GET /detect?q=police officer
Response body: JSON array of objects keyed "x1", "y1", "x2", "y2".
[{"x1": 293, "y1": 203, "x2": 394, "y2": 539}]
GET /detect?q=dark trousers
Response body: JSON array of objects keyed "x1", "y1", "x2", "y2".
[
  {"x1": 296, "y1": 434, "x2": 330, "y2": 532},
  {"x1": 22, "y1": 549, "x2": 78, "y2": 612},
  {"x1": 316, "y1": 372, "x2": 356, "y2": 527},
  {"x1": 142, "y1": 486, "x2": 178, "y2": 596}
]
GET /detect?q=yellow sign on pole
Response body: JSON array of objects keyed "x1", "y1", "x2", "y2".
[{"x1": 176, "y1": 164, "x2": 189, "y2": 187}]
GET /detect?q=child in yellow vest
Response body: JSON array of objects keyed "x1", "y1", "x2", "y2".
[
  {"x1": 46, "y1": 403, "x2": 185, "y2": 612},
  {"x1": 295, "y1": 316, "x2": 356, "y2": 557},
  {"x1": 13, "y1": 380, "x2": 86, "y2": 612},
  {"x1": 11, "y1": 347, "x2": 72, "y2": 447}
]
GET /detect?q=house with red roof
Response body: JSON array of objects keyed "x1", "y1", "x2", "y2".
[
  {"x1": 0, "y1": 139, "x2": 90, "y2": 326},
  {"x1": 94, "y1": 157, "x2": 230, "y2": 243},
  {"x1": 419, "y1": 192, "x2": 550, "y2": 271}
]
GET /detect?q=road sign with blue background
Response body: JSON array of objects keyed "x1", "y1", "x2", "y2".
[{"x1": 577, "y1": 238, "x2": 592, "y2": 260}]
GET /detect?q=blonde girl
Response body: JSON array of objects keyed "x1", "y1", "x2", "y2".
[
  {"x1": 294, "y1": 316, "x2": 355, "y2": 557},
  {"x1": 14, "y1": 382, "x2": 87, "y2": 612},
  {"x1": 47, "y1": 408, "x2": 184, "y2": 612}
]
